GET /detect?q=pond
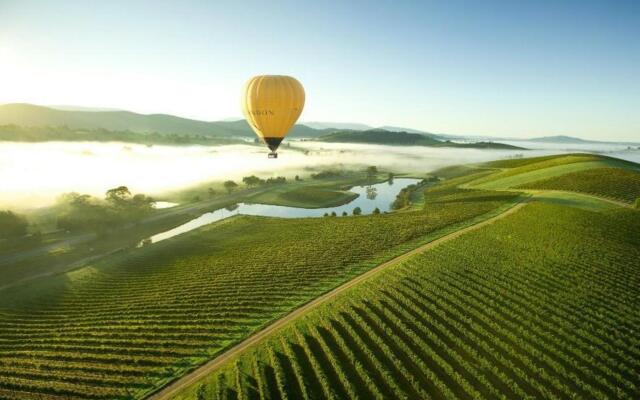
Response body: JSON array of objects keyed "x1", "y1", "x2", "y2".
[
  {"x1": 141, "y1": 178, "x2": 420, "y2": 245},
  {"x1": 152, "y1": 201, "x2": 179, "y2": 209}
]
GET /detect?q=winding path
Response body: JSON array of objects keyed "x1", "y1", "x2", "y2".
[{"x1": 148, "y1": 200, "x2": 528, "y2": 400}]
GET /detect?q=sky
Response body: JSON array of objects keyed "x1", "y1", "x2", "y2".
[{"x1": 1, "y1": 0, "x2": 639, "y2": 140}]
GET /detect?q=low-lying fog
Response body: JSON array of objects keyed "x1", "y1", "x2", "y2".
[{"x1": 1, "y1": 140, "x2": 638, "y2": 209}]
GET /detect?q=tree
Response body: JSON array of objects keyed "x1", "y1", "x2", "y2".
[
  {"x1": 388, "y1": 172, "x2": 394, "y2": 185},
  {"x1": 242, "y1": 175, "x2": 263, "y2": 187},
  {"x1": 323, "y1": 212, "x2": 329, "y2": 217},
  {"x1": 208, "y1": 188, "x2": 217, "y2": 198},
  {"x1": 130, "y1": 194, "x2": 155, "y2": 216},
  {"x1": 224, "y1": 180, "x2": 238, "y2": 193},
  {"x1": 366, "y1": 166, "x2": 378, "y2": 182},
  {"x1": 295, "y1": 175, "x2": 301, "y2": 181},
  {"x1": 342, "y1": 211, "x2": 348, "y2": 216},
  {"x1": 635, "y1": 197, "x2": 640, "y2": 209},
  {"x1": 372, "y1": 207, "x2": 381, "y2": 215},
  {"x1": 105, "y1": 186, "x2": 131, "y2": 206},
  {"x1": 266, "y1": 176, "x2": 286, "y2": 184},
  {"x1": 330, "y1": 211, "x2": 337, "y2": 217},
  {"x1": 366, "y1": 186, "x2": 378, "y2": 200},
  {"x1": 353, "y1": 207, "x2": 362, "y2": 215},
  {"x1": 0, "y1": 210, "x2": 28, "y2": 239}
]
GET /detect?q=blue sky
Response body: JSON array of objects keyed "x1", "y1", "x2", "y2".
[{"x1": 1, "y1": 0, "x2": 638, "y2": 140}]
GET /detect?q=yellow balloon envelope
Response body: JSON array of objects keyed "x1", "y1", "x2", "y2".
[{"x1": 242, "y1": 75, "x2": 305, "y2": 157}]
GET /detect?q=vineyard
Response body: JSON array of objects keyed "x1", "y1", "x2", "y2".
[
  {"x1": 467, "y1": 153, "x2": 639, "y2": 190},
  {"x1": 518, "y1": 167, "x2": 640, "y2": 204},
  {"x1": 0, "y1": 185, "x2": 518, "y2": 399},
  {"x1": 175, "y1": 202, "x2": 640, "y2": 399}
]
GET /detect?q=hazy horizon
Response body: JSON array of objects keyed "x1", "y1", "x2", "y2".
[
  {"x1": 2, "y1": 102, "x2": 640, "y2": 144},
  {"x1": 1, "y1": 1, "x2": 638, "y2": 141},
  {"x1": 2, "y1": 139, "x2": 638, "y2": 210}
]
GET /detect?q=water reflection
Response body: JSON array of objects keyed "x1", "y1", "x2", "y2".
[
  {"x1": 366, "y1": 186, "x2": 378, "y2": 200},
  {"x1": 141, "y1": 178, "x2": 419, "y2": 245}
]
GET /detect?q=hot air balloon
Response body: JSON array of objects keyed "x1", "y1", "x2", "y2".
[{"x1": 242, "y1": 75, "x2": 305, "y2": 158}]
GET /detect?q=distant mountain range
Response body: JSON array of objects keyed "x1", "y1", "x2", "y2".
[
  {"x1": 528, "y1": 135, "x2": 596, "y2": 144},
  {"x1": 0, "y1": 103, "x2": 332, "y2": 138},
  {"x1": 0, "y1": 103, "x2": 635, "y2": 146},
  {"x1": 303, "y1": 121, "x2": 373, "y2": 131}
]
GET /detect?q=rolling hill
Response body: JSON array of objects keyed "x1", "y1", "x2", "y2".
[
  {"x1": 318, "y1": 129, "x2": 526, "y2": 149},
  {"x1": 162, "y1": 154, "x2": 640, "y2": 399},
  {"x1": 318, "y1": 129, "x2": 442, "y2": 146},
  {"x1": 0, "y1": 103, "x2": 333, "y2": 138}
]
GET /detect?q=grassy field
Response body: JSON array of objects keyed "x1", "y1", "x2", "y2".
[
  {"x1": 467, "y1": 154, "x2": 639, "y2": 190},
  {"x1": 527, "y1": 191, "x2": 620, "y2": 212},
  {"x1": 518, "y1": 167, "x2": 640, "y2": 204},
  {"x1": 0, "y1": 183, "x2": 518, "y2": 398},
  {"x1": 2, "y1": 153, "x2": 637, "y2": 399},
  {"x1": 248, "y1": 185, "x2": 357, "y2": 208},
  {"x1": 174, "y1": 202, "x2": 640, "y2": 400},
  {"x1": 0, "y1": 172, "x2": 382, "y2": 288}
]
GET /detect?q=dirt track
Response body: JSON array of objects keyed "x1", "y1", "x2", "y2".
[{"x1": 148, "y1": 200, "x2": 528, "y2": 400}]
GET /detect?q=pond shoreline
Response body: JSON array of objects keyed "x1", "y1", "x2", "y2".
[{"x1": 141, "y1": 178, "x2": 421, "y2": 246}]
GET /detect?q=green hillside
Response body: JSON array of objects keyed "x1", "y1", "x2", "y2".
[
  {"x1": 318, "y1": 129, "x2": 525, "y2": 149},
  {"x1": 175, "y1": 202, "x2": 640, "y2": 400},
  {"x1": 467, "y1": 154, "x2": 640, "y2": 190},
  {"x1": 167, "y1": 154, "x2": 640, "y2": 399},
  {"x1": 431, "y1": 140, "x2": 525, "y2": 149},
  {"x1": 0, "y1": 103, "x2": 332, "y2": 138},
  {"x1": 0, "y1": 185, "x2": 518, "y2": 399},
  {"x1": 1, "y1": 153, "x2": 638, "y2": 399},
  {"x1": 518, "y1": 167, "x2": 640, "y2": 204},
  {"x1": 318, "y1": 129, "x2": 441, "y2": 146}
]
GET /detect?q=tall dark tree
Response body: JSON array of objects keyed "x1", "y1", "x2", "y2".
[
  {"x1": 224, "y1": 180, "x2": 239, "y2": 193},
  {"x1": 366, "y1": 166, "x2": 378, "y2": 182},
  {"x1": 105, "y1": 186, "x2": 131, "y2": 206}
]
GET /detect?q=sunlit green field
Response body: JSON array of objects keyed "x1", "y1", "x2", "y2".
[
  {"x1": 518, "y1": 167, "x2": 640, "y2": 204},
  {"x1": 0, "y1": 183, "x2": 517, "y2": 399},
  {"x1": 1, "y1": 153, "x2": 638, "y2": 399},
  {"x1": 175, "y1": 202, "x2": 640, "y2": 400},
  {"x1": 468, "y1": 154, "x2": 639, "y2": 190}
]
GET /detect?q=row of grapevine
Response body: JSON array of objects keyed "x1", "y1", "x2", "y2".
[
  {"x1": 470, "y1": 154, "x2": 602, "y2": 186},
  {"x1": 518, "y1": 167, "x2": 640, "y2": 203},
  {"x1": 178, "y1": 202, "x2": 640, "y2": 399}
]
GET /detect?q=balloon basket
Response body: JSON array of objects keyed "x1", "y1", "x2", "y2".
[{"x1": 268, "y1": 152, "x2": 278, "y2": 159}]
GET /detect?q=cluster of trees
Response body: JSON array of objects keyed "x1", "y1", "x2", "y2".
[
  {"x1": 0, "y1": 210, "x2": 29, "y2": 240},
  {"x1": 311, "y1": 166, "x2": 378, "y2": 181},
  {"x1": 57, "y1": 186, "x2": 155, "y2": 233},
  {"x1": 220, "y1": 176, "x2": 290, "y2": 194},
  {"x1": 323, "y1": 206, "x2": 380, "y2": 217},
  {"x1": 392, "y1": 177, "x2": 439, "y2": 210},
  {"x1": 311, "y1": 170, "x2": 342, "y2": 180}
]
